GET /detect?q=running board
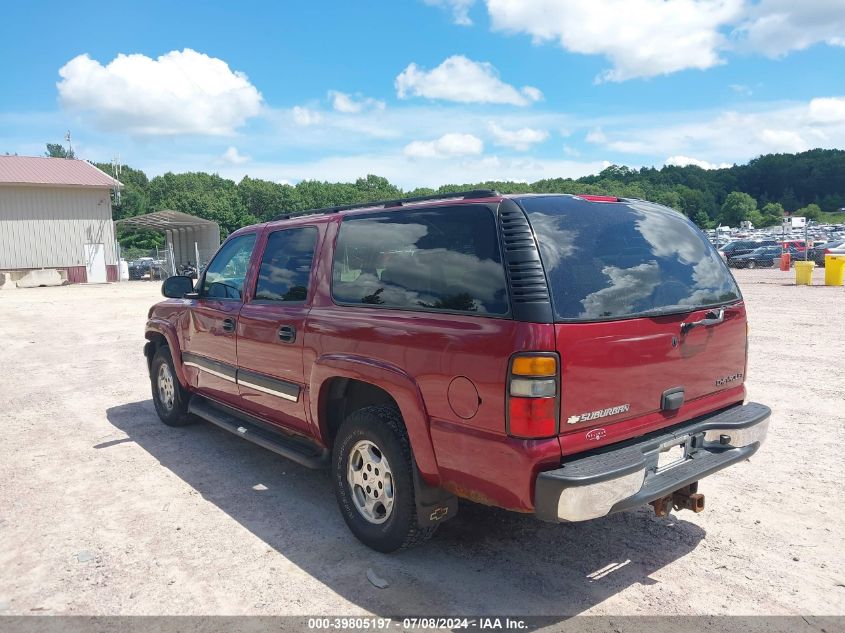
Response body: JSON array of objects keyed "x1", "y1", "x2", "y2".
[{"x1": 188, "y1": 396, "x2": 330, "y2": 469}]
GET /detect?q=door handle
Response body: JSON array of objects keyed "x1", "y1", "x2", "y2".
[
  {"x1": 221, "y1": 317, "x2": 236, "y2": 333},
  {"x1": 278, "y1": 324, "x2": 296, "y2": 343},
  {"x1": 680, "y1": 307, "x2": 725, "y2": 335}
]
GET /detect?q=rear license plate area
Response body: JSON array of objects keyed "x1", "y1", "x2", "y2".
[{"x1": 657, "y1": 443, "x2": 687, "y2": 472}]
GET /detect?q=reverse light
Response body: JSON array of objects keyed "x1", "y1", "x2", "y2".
[{"x1": 507, "y1": 353, "x2": 560, "y2": 439}]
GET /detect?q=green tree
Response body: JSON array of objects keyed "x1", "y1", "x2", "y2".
[
  {"x1": 760, "y1": 202, "x2": 785, "y2": 227},
  {"x1": 692, "y1": 210, "x2": 711, "y2": 229},
  {"x1": 796, "y1": 203, "x2": 822, "y2": 221},
  {"x1": 45, "y1": 143, "x2": 74, "y2": 159},
  {"x1": 719, "y1": 191, "x2": 758, "y2": 226}
]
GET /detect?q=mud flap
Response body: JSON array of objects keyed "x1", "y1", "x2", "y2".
[{"x1": 412, "y1": 464, "x2": 458, "y2": 528}]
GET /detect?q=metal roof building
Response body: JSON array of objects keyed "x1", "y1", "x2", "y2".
[
  {"x1": 0, "y1": 156, "x2": 122, "y2": 285},
  {"x1": 116, "y1": 210, "x2": 220, "y2": 274}
]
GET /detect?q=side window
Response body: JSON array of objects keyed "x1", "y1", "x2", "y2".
[
  {"x1": 254, "y1": 227, "x2": 318, "y2": 303},
  {"x1": 331, "y1": 205, "x2": 509, "y2": 316},
  {"x1": 201, "y1": 233, "x2": 257, "y2": 300}
]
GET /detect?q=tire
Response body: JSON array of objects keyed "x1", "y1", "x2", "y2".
[
  {"x1": 747, "y1": 260, "x2": 756, "y2": 269},
  {"x1": 150, "y1": 346, "x2": 195, "y2": 427},
  {"x1": 332, "y1": 405, "x2": 436, "y2": 552}
]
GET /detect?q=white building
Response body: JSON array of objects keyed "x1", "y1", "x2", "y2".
[{"x1": 0, "y1": 155, "x2": 121, "y2": 284}]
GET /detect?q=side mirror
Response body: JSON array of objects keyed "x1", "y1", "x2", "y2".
[{"x1": 161, "y1": 275, "x2": 196, "y2": 298}]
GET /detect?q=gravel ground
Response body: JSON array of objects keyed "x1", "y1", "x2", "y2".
[{"x1": 0, "y1": 268, "x2": 842, "y2": 619}]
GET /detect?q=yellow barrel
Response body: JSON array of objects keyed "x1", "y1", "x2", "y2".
[
  {"x1": 825, "y1": 254, "x2": 845, "y2": 286},
  {"x1": 794, "y1": 260, "x2": 815, "y2": 285}
]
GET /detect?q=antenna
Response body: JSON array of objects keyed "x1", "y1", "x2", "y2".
[
  {"x1": 64, "y1": 130, "x2": 73, "y2": 158},
  {"x1": 111, "y1": 154, "x2": 122, "y2": 205}
]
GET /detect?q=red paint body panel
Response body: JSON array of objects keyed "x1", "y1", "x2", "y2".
[
  {"x1": 145, "y1": 194, "x2": 753, "y2": 515},
  {"x1": 555, "y1": 303, "x2": 748, "y2": 454}
]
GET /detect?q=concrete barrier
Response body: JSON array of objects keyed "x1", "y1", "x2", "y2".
[
  {"x1": 0, "y1": 272, "x2": 15, "y2": 291},
  {"x1": 15, "y1": 269, "x2": 63, "y2": 288}
]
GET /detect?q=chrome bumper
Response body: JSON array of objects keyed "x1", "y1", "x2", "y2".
[{"x1": 534, "y1": 402, "x2": 770, "y2": 522}]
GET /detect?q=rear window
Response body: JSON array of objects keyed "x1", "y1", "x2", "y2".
[
  {"x1": 521, "y1": 197, "x2": 741, "y2": 322},
  {"x1": 331, "y1": 205, "x2": 509, "y2": 316}
]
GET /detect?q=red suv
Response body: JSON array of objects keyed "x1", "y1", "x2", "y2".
[{"x1": 145, "y1": 191, "x2": 770, "y2": 552}]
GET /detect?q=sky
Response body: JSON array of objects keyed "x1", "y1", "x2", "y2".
[{"x1": 1, "y1": 0, "x2": 844, "y2": 188}]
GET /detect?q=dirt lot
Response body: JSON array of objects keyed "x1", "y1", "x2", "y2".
[{"x1": 0, "y1": 268, "x2": 842, "y2": 619}]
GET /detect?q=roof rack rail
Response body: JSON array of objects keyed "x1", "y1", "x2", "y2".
[{"x1": 271, "y1": 189, "x2": 500, "y2": 221}]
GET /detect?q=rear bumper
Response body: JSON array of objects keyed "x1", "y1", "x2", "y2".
[{"x1": 534, "y1": 402, "x2": 770, "y2": 522}]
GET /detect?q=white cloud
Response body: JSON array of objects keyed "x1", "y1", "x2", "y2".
[
  {"x1": 665, "y1": 155, "x2": 731, "y2": 169},
  {"x1": 292, "y1": 106, "x2": 322, "y2": 126},
  {"x1": 808, "y1": 97, "x2": 845, "y2": 124},
  {"x1": 589, "y1": 96, "x2": 845, "y2": 162},
  {"x1": 404, "y1": 132, "x2": 484, "y2": 159},
  {"x1": 210, "y1": 153, "x2": 606, "y2": 189},
  {"x1": 486, "y1": 0, "x2": 742, "y2": 82},
  {"x1": 327, "y1": 90, "x2": 385, "y2": 113},
  {"x1": 585, "y1": 127, "x2": 607, "y2": 143},
  {"x1": 732, "y1": 0, "x2": 845, "y2": 58},
  {"x1": 395, "y1": 55, "x2": 543, "y2": 106},
  {"x1": 729, "y1": 83, "x2": 753, "y2": 96},
  {"x1": 423, "y1": 0, "x2": 476, "y2": 25},
  {"x1": 220, "y1": 146, "x2": 250, "y2": 165},
  {"x1": 488, "y1": 122, "x2": 549, "y2": 150},
  {"x1": 475, "y1": 1, "x2": 845, "y2": 82},
  {"x1": 57, "y1": 49, "x2": 262, "y2": 135}
]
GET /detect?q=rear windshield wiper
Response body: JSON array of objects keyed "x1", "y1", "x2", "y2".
[{"x1": 632, "y1": 305, "x2": 694, "y2": 318}]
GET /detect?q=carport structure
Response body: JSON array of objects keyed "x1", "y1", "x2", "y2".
[{"x1": 116, "y1": 210, "x2": 220, "y2": 275}]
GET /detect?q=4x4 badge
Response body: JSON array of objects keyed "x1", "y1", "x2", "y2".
[{"x1": 567, "y1": 403, "x2": 630, "y2": 425}]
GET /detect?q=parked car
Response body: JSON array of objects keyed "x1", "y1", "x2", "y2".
[
  {"x1": 128, "y1": 260, "x2": 148, "y2": 280},
  {"x1": 802, "y1": 241, "x2": 845, "y2": 266},
  {"x1": 144, "y1": 191, "x2": 770, "y2": 552},
  {"x1": 729, "y1": 245, "x2": 800, "y2": 268},
  {"x1": 782, "y1": 239, "x2": 807, "y2": 252},
  {"x1": 718, "y1": 239, "x2": 777, "y2": 261}
]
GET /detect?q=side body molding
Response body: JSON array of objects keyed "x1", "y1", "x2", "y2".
[{"x1": 309, "y1": 354, "x2": 441, "y2": 485}]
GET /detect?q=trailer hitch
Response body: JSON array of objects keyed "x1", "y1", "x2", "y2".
[{"x1": 650, "y1": 483, "x2": 705, "y2": 517}]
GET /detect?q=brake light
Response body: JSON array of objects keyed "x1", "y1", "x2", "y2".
[
  {"x1": 578, "y1": 194, "x2": 620, "y2": 202},
  {"x1": 507, "y1": 353, "x2": 559, "y2": 439}
]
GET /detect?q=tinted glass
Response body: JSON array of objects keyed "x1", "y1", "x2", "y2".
[
  {"x1": 523, "y1": 197, "x2": 741, "y2": 321},
  {"x1": 202, "y1": 233, "x2": 257, "y2": 300},
  {"x1": 254, "y1": 227, "x2": 318, "y2": 302},
  {"x1": 332, "y1": 205, "x2": 508, "y2": 315}
]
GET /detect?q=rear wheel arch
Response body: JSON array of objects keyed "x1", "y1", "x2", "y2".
[
  {"x1": 310, "y1": 356, "x2": 440, "y2": 485},
  {"x1": 320, "y1": 377, "x2": 399, "y2": 444}
]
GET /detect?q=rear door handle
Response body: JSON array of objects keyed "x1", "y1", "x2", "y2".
[
  {"x1": 221, "y1": 317, "x2": 236, "y2": 333},
  {"x1": 278, "y1": 325, "x2": 296, "y2": 343}
]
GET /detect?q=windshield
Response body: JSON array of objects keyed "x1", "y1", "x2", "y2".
[{"x1": 521, "y1": 197, "x2": 741, "y2": 322}]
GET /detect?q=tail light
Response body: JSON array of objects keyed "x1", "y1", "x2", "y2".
[{"x1": 507, "y1": 353, "x2": 559, "y2": 439}]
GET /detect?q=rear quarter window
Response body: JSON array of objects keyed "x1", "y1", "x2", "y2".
[
  {"x1": 521, "y1": 197, "x2": 741, "y2": 321},
  {"x1": 331, "y1": 205, "x2": 509, "y2": 316}
]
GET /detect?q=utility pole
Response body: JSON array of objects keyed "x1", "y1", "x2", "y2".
[
  {"x1": 64, "y1": 130, "x2": 73, "y2": 158},
  {"x1": 111, "y1": 154, "x2": 122, "y2": 205}
]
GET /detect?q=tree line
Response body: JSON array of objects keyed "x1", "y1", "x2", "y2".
[{"x1": 49, "y1": 144, "x2": 845, "y2": 249}]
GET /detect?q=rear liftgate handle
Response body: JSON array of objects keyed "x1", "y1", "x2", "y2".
[{"x1": 680, "y1": 307, "x2": 725, "y2": 335}]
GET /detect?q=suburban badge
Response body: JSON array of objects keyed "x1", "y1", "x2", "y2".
[{"x1": 567, "y1": 403, "x2": 630, "y2": 425}]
